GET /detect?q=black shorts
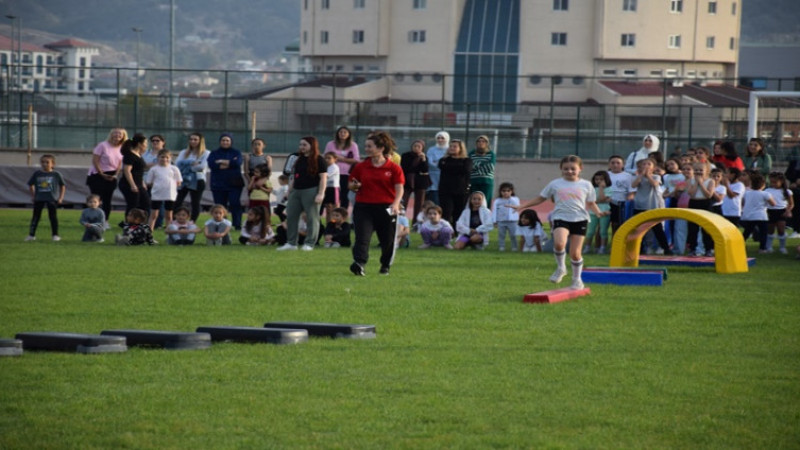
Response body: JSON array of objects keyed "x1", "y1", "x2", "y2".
[
  {"x1": 323, "y1": 186, "x2": 340, "y2": 206},
  {"x1": 552, "y1": 219, "x2": 588, "y2": 236},
  {"x1": 767, "y1": 208, "x2": 787, "y2": 224},
  {"x1": 151, "y1": 200, "x2": 175, "y2": 211}
]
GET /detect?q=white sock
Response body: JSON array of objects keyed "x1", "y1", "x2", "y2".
[
  {"x1": 778, "y1": 233, "x2": 787, "y2": 250},
  {"x1": 767, "y1": 234, "x2": 776, "y2": 249},
  {"x1": 554, "y1": 250, "x2": 566, "y2": 272},
  {"x1": 571, "y1": 258, "x2": 584, "y2": 282}
]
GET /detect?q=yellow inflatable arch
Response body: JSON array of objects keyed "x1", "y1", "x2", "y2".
[{"x1": 609, "y1": 208, "x2": 749, "y2": 274}]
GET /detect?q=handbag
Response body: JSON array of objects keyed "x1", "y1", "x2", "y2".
[{"x1": 229, "y1": 174, "x2": 245, "y2": 188}]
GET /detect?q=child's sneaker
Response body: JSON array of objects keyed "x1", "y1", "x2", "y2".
[
  {"x1": 444, "y1": 243, "x2": 454, "y2": 250},
  {"x1": 498, "y1": 247, "x2": 505, "y2": 252},
  {"x1": 549, "y1": 268, "x2": 567, "y2": 283},
  {"x1": 779, "y1": 247, "x2": 788, "y2": 254},
  {"x1": 52, "y1": 235, "x2": 61, "y2": 242},
  {"x1": 417, "y1": 243, "x2": 431, "y2": 249},
  {"x1": 24, "y1": 235, "x2": 35, "y2": 242},
  {"x1": 596, "y1": 246, "x2": 606, "y2": 254},
  {"x1": 570, "y1": 279, "x2": 585, "y2": 290},
  {"x1": 582, "y1": 245, "x2": 591, "y2": 254}
]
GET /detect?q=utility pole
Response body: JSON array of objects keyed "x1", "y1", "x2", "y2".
[{"x1": 132, "y1": 27, "x2": 142, "y2": 132}]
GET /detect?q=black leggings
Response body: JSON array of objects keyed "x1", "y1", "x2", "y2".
[
  {"x1": 29, "y1": 200, "x2": 58, "y2": 236},
  {"x1": 174, "y1": 180, "x2": 206, "y2": 222},
  {"x1": 87, "y1": 172, "x2": 117, "y2": 222}
]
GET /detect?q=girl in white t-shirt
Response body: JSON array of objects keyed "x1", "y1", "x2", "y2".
[
  {"x1": 741, "y1": 172, "x2": 776, "y2": 253},
  {"x1": 513, "y1": 155, "x2": 609, "y2": 290},
  {"x1": 517, "y1": 209, "x2": 546, "y2": 253},
  {"x1": 720, "y1": 168, "x2": 746, "y2": 225},
  {"x1": 144, "y1": 150, "x2": 182, "y2": 231},
  {"x1": 765, "y1": 172, "x2": 795, "y2": 253}
]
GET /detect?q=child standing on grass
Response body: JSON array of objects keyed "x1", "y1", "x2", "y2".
[
  {"x1": 607, "y1": 154, "x2": 635, "y2": 235},
  {"x1": 205, "y1": 204, "x2": 233, "y2": 245},
  {"x1": 584, "y1": 171, "x2": 612, "y2": 254},
  {"x1": 144, "y1": 149, "x2": 182, "y2": 231},
  {"x1": 247, "y1": 163, "x2": 272, "y2": 210},
  {"x1": 492, "y1": 182, "x2": 520, "y2": 252},
  {"x1": 720, "y1": 168, "x2": 745, "y2": 226},
  {"x1": 25, "y1": 154, "x2": 66, "y2": 242},
  {"x1": 454, "y1": 191, "x2": 493, "y2": 250},
  {"x1": 239, "y1": 205, "x2": 274, "y2": 245},
  {"x1": 418, "y1": 204, "x2": 454, "y2": 249},
  {"x1": 513, "y1": 155, "x2": 609, "y2": 290},
  {"x1": 517, "y1": 209, "x2": 545, "y2": 253},
  {"x1": 115, "y1": 208, "x2": 155, "y2": 246},
  {"x1": 80, "y1": 194, "x2": 106, "y2": 242},
  {"x1": 323, "y1": 152, "x2": 341, "y2": 219},
  {"x1": 165, "y1": 206, "x2": 199, "y2": 245},
  {"x1": 632, "y1": 158, "x2": 672, "y2": 255},
  {"x1": 765, "y1": 172, "x2": 794, "y2": 254},
  {"x1": 323, "y1": 207, "x2": 352, "y2": 248},
  {"x1": 741, "y1": 173, "x2": 776, "y2": 253},
  {"x1": 687, "y1": 161, "x2": 715, "y2": 256},
  {"x1": 272, "y1": 174, "x2": 290, "y2": 222}
]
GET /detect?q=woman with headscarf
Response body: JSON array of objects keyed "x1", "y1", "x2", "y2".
[
  {"x1": 426, "y1": 131, "x2": 450, "y2": 205},
  {"x1": 207, "y1": 133, "x2": 244, "y2": 229},
  {"x1": 624, "y1": 134, "x2": 660, "y2": 175},
  {"x1": 469, "y1": 135, "x2": 497, "y2": 204}
]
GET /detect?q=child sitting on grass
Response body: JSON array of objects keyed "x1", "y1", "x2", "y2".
[
  {"x1": 454, "y1": 191, "x2": 493, "y2": 250},
  {"x1": 517, "y1": 209, "x2": 545, "y2": 253},
  {"x1": 323, "y1": 207, "x2": 352, "y2": 248},
  {"x1": 418, "y1": 204, "x2": 454, "y2": 249},
  {"x1": 165, "y1": 206, "x2": 199, "y2": 245},
  {"x1": 239, "y1": 205, "x2": 274, "y2": 245},
  {"x1": 80, "y1": 194, "x2": 106, "y2": 243},
  {"x1": 115, "y1": 208, "x2": 155, "y2": 246},
  {"x1": 205, "y1": 204, "x2": 232, "y2": 245}
]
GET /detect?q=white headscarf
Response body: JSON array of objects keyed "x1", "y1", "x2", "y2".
[
  {"x1": 626, "y1": 134, "x2": 660, "y2": 174},
  {"x1": 434, "y1": 131, "x2": 450, "y2": 149}
]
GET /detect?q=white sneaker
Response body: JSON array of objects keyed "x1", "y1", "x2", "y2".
[
  {"x1": 276, "y1": 243, "x2": 297, "y2": 251},
  {"x1": 103, "y1": 221, "x2": 111, "y2": 230},
  {"x1": 301, "y1": 244, "x2": 314, "y2": 251},
  {"x1": 97, "y1": 238, "x2": 105, "y2": 243},
  {"x1": 24, "y1": 235, "x2": 35, "y2": 242},
  {"x1": 549, "y1": 268, "x2": 567, "y2": 284},
  {"x1": 52, "y1": 235, "x2": 61, "y2": 242},
  {"x1": 779, "y1": 247, "x2": 788, "y2": 254},
  {"x1": 787, "y1": 232, "x2": 800, "y2": 239},
  {"x1": 571, "y1": 279, "x2": 585, "y2": 290},
  {"x1": 597, "y1": 246, "x2": 606, "y2": 254}
]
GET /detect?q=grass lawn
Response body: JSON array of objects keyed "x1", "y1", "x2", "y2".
[{"x1": 1, "y1": 208, "x2": 798, "y2": 449}]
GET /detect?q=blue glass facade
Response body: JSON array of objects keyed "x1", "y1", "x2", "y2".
[{"x1": 453, "y1": 0, "x2": 520, "y2": 112}]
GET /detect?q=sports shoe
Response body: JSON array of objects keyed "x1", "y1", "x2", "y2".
[
  {"x1": 549, "y1": 268, "x2": 567, "y2": 283},
  {"x1": 444, "y1": 243, "x2": 454, "y2": 249},
  {"x1": 787, "y1": 232, "x2": 800, "y2": 239},
  {"x1": 349, "y1": 262, "x2": 365, "y2": 276},
  {"x1": 97, "y1": 238, "x2": 105, "y2": 243},
  {"x1": 418, "y1": 243, "x2": 430, "y2": 249},
  {"x1": 705, "y1": 250, "x2": 714, "y2": 257},
  {"x1": 596, "y1": 246, "x2": 606, "y2": 254},
  {"x1": 52, "y1": 235, "x2": 61, "y2": 242},
  {"x1": 379, "y1": 265, "x2": 390, "y2": 275},
  {"x1": 779, "y1": 247, "x2": 788, "y2": 254},
  {"x1": 571, "y1": 279, "x2": 585, "y2": 290},
  {"x1": 277, "y1": 243, "x2": 298, "y2": 251},
  {"x1": 24, "y1": 235, "x2": 35, "y2": 242},
  {"x1": 301, "y1": 244, "x2": 314, "y2": 251},
  {"x1": 582, "y1": 245, "x2": 591, "y2": 254}
]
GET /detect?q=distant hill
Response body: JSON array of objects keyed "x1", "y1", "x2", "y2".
[{"x1": 0, "y1": 0, "x2": 796, "y2": 70}]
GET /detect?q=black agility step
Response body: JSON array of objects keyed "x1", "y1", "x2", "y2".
[
  {"x1": 100, "y1": 330, "x2": 212, "y2": 350},
  {"x1": 15, "y1": 332, "x2": 127, "y2": 354},
  {"x1": 196, "y1": 326, "x2": 308, "y2": 345},
  {"x1": 0, "y1": 338, "x2": 23, "y2": 356},
  {"x1": 263, "y1": 322, "x2": 376, "y2": 339}
]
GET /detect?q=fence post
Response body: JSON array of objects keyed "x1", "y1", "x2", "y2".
[
  {"x1": 223, "y1": 70, "x2": 229, "y2": 130},
  {"x1": 575, "y1": 105, "x2": 581, "y2": 155},
  {"x1": 687, "y1": 106, "x2": 693, "y2": 149},
  {"x1": 115, "y1": 68, "x2": 121, "y2": 127},
  {"x1": 465, "y1": 102, "x2": 471, "y2": 144}
]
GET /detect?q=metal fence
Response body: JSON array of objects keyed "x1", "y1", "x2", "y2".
[{"x1": 2, "y1": 66, "x2": 799, "y2": 161}]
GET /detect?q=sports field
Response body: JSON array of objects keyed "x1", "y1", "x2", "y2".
[{"x1": 1, "y1": 208, "x2": 798, "y2": 448}]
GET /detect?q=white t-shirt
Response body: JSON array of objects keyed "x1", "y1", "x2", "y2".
[
  {"x1": 608, "y1": 171, "x2": 635, "y2": 203},
  {"x1": 539, "y1": 178, "x2": 596, "y2": 222},
  {"x1": 713, "y1": 185, "x2": 726, "y2": 207},
  {"x1": 144, "y1": 164, "x2": 182, "y2": 201},
  {"x1": 765, "y1": 187, "x2": 791, "y2": 210},
  {"x1": 741, "y1": 190, "x2": 774, "y2": 221},
  {"x1": 721, "y1": 181, "x2": 745, "y2": 217},
  {"x1": 326, "y1": 164, "x2": 340, "y2": 188},
  {"x1": 518, "y1": 222, "x2": 546, "y2": 249}
]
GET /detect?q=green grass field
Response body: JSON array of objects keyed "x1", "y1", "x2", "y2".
[{"x1": 1, "y1": 208, "x2": 798, "y2": 449}]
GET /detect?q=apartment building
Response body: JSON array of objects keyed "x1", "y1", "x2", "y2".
[
  {"x1": 293, "y1": 0, "x2": 741, "y2": 110},
  {"x1": 0, "y1": 35, "x2": 99, "y2": 93}
]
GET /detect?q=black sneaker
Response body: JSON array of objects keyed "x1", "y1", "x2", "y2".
[
  {"x1": 350, "y1": 262, "x2": 365, "y2": 276},
  {"x1": 379, "y1": 265, "x2": 390, "y2": 275}
]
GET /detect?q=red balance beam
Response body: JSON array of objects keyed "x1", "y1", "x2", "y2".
[{"x1": 524, "y1": 287, "x2": 591, "y2": 304}]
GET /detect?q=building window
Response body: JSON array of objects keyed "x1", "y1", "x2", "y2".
[
  {"x1": 353, "y1": 65, "x2": 364, "y2": 72},
  {"x1": 670, "y1": 0, "x2": 683, "y2": 12},
  {"x1": 731, "y1": 2, "x2": 737, "y2": 14},
  {"x1": 706, "y1": 36, "x2": 715, "y2": 48},
  {"x1": 304, "y1": 0, "x2": 308, "y2": 10},
  {"x1": 553, "y1": 0, "x2": 568, "y2": 10},
  {"x1": 79, "y1": 69, "x2": 86, "y2": 78},
  {"x1": 409, "y1": 30, "x2": 426, "y2": 43},
  {"x1": 623, "y1": 69, "x2": 637, "y2": 77},
  {"x1": 413, "y1": 0, "x2": 426, "y2": 9},
  {"x1": 551, "y1": 32, "x2": 567, "y2": 46},
  {"x1": 708, "y1": 1, "x2": 717, "y2": 13},
  {"x1": 321, "y1": 0, "x2": 329, "y2": 9},
  {"x1": 665, "y1": 69, "x2": 679, "y2": 78},
  {"x1": 321, "y1": 30, "x2": 329, "y2": 44},
  {"x1": 621, "y1": 33, "x2": 636, "y2": 47},
  {"x1": 623, "y1": 0, "x2": 637, "y2": 11},
  {"x1": 303, "y1": 31, "x2": 308, "y2": 44},
  {"x1": 729, "y1": 37, "x2": 735, "y2": 50},
  {"x1": 602, "y1": 69, "x2": 617, "y2": 76},
  {"x1": 353, "y1": 30, "x2": 364, "y2": 44},
  {"x1": 668, "y1": 35, "x2": 682, "y2": 48},
  {"x1": 354, "y1": 0, "x2": 365, "y2": 8},
  {"x1": 650, "y1": 69, "x2": 663, "y2": 77}
]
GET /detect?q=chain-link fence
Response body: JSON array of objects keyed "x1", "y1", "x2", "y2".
[{"x1": 2, "y1": 66, "x2": 799, "y2": 161}]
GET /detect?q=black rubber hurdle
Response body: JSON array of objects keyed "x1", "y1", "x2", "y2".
[
  {"x1": 0, "y1": 338, "x2": 23, "y2": 356},
  {"x1": 196, "y1": 326, "x2": 308, "y2": 345},
  {"x1": 100, "y1": 330, "x2": 212, "y2": 350},
  {"x1": 263, "y1": 322, "x2": 377, "y2": 339},
  {"x1": 15, "y1": 332, "x2": 127, "y2": 354}
]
